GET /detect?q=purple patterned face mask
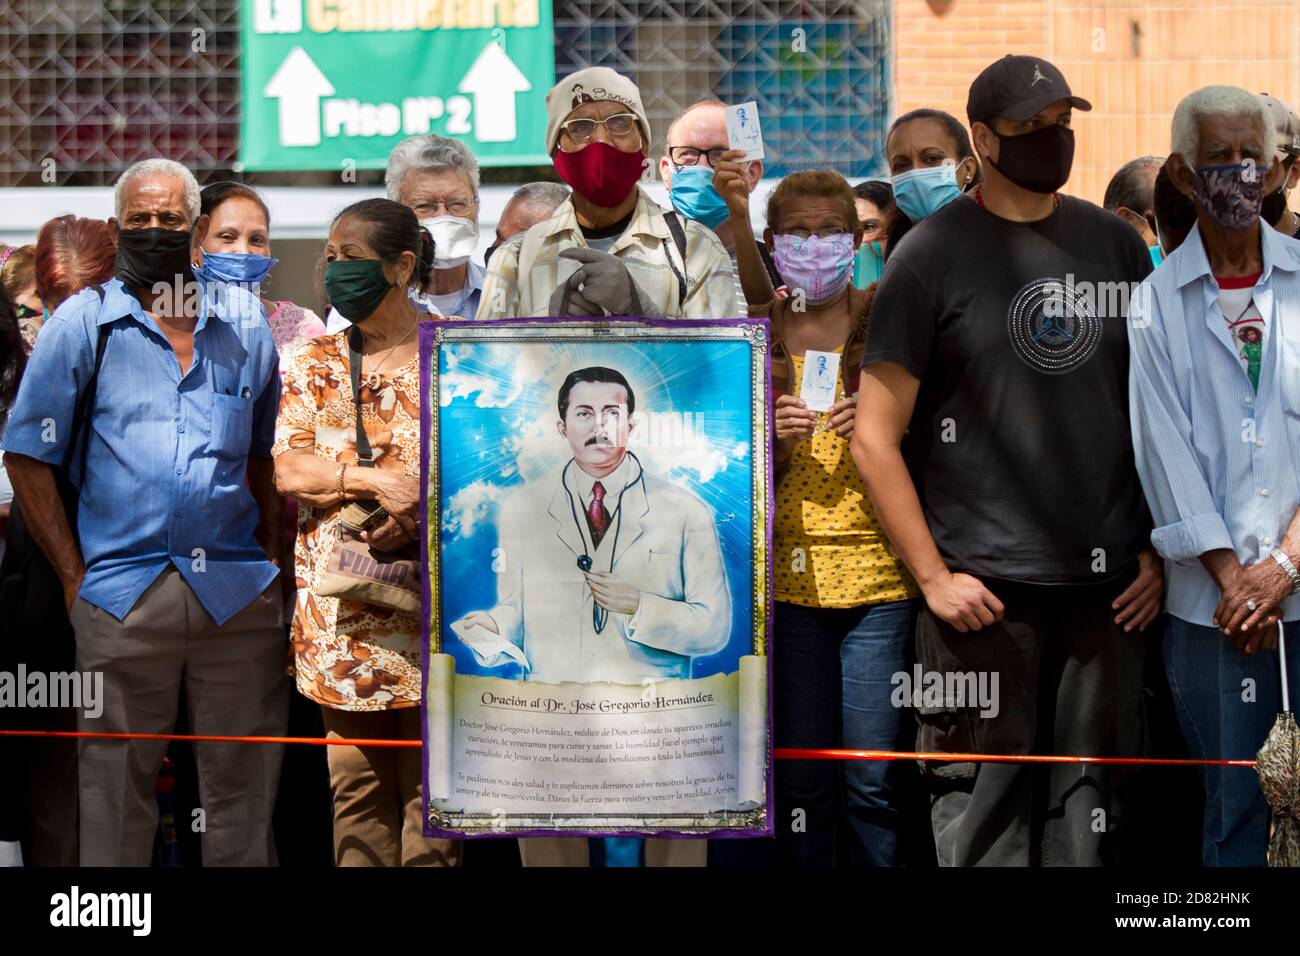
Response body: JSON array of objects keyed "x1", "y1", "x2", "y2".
[
  {"x1": 1192, "y1": 160, "x2": 1266, "y2": 230},
  {"x1": 772, "y1": 232, "x2": 856, "y2": 304}
]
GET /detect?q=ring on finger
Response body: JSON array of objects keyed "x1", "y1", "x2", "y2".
[{"x1": 1246, "y1": 598, "x2": 1259, "y2": 612}]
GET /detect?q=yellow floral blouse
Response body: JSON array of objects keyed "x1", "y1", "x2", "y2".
[
  {"x1": 273, "y1": 332, "x2": 423, "y2": 711},
  {"x1": 773, "y1": 351, "x2": 917, "y2": 608}
]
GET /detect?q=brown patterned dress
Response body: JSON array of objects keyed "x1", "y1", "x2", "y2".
[{"x1": 274, "y1": 332, "x2": 423, "y2": 711}]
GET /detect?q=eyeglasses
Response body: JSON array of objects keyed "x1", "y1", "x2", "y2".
[
  {"x1": 778, "y1": 228, "x2": 853, "y2": 241},
  {"x1": 558, "y1": 113, "x2": 641, "y2": 145},
  {"x1": 667, "y1": 146, "x2": 729, "y2": 169},
  {"x1": 414, "y1": 197, "x2": 475, "y2": 217}
]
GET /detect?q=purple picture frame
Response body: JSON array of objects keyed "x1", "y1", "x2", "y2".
[{"x1": 419, "y1": 315, "x2": 774, "y2": 840}]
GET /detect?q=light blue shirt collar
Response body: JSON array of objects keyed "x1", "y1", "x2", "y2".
[
  {"x1": 1172, "y1": 218, "x2": 1300, "y2": 291},
  {"x1": 96, "y1": 276, "x2": 252, "y2": 334}
]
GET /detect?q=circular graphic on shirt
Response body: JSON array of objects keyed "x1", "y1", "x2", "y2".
[{"x1": 1005, "y1": 277, "x2": 1103, "y2": 375}]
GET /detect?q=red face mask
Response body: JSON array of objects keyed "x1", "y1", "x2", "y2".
[{"x1": 553, "y1": 140, "x2": 646, "y2": 208}]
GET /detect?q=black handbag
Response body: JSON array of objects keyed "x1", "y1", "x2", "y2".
[{"x1": 0, "y1": 290, "x2": 108, "y2": 668}]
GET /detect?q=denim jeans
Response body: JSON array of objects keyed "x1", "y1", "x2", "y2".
[
  {"x1": 773, "y1": 598, "x2": 918, "y2": 866},
  {"x1": 1164, "y1": 616, "x2": 1300, "y2": 867}
]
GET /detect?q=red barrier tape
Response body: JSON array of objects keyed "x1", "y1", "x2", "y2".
[
  {"x1": 0, "y1": 730, "x2": 1257, "y2": 767},
  {"x1": 775, "y1": 747, "x2": 1256, "y2": 768},
  {"x1": 0, "y1": 729, "x2": 418, "y2": 748}
]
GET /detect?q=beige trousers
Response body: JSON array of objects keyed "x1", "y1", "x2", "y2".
[
  {"x1": 72, "y1": 568, "x2": 288, "y2": 866},
  {"x1": 321, "y1": 706, "x2": 462, "y2": 867}
]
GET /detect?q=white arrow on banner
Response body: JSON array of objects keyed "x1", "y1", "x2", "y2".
[
  {"x1": 458, "y1": 42, "x2": 531, "y2": 143},
  {"x1": 264, "y1": 47, "x2": 335, "y2": 147}
]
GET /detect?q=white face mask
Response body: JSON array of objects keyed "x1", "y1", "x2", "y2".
[{"x1": 420, "y1": 215, "x2": 479, "y2": 268}]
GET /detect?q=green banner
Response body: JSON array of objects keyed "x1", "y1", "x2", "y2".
[{"x1": 239, "y1": 0, "x2": 555, "y2": 170}]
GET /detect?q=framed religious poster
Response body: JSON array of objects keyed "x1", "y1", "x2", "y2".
[{"x1": 420, "y1": 317, "x2": 771, "y2": 838}]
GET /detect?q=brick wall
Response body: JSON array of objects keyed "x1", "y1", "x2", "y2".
[{"x1": 894, "y1": 0, "x2": 1300, "y2": 203}]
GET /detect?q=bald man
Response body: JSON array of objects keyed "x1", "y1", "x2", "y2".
[{"x1": 660, "y1": 100, "x2": 782, "y2": 308}]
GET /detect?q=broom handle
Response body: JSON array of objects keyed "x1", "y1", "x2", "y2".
[{"x1": 1281, "y1": 621, "x2": 1290, "y2": 714}]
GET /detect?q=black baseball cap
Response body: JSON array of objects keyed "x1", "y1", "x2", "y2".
[{"x1": 966, "y1": 55, "x2": 1092, "y2": 126}]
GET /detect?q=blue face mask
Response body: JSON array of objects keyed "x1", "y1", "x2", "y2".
[
  {"x1": 852, "y1": 241, "x2": 884, "y2": 289},
  {"x1": 669, "y1": 165, "x2": 730, "y2": 229},
  {"x1": 196, "y1": 251, "x2": 278, "y2": 288},
  {"x1": 891, "y1": 164, "x2": 963, "y2": 222},
  {"x1": 1148, "y1": 244, "x2": 1164, "y2": 267}
]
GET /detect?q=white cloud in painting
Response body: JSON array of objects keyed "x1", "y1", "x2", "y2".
[
  {"x1": 439, "y1": 344, "x2": 525, "y2": 408},
  {"x1": 442, "y1": 479, "x2": 507, "y2": 538}
]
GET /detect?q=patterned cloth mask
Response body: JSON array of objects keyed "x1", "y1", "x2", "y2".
[
  {"x1": 772, "y1": 232, "x2": 856, "y2": 304},
  {"x1": 1192, "y1": 161, "x2": 1266, "y2": 230}
]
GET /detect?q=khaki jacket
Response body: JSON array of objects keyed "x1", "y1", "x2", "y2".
[{"x1": 475, "y1": 188, "x2": 741, "y2": 320}]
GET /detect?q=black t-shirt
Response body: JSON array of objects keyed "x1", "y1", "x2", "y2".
[{"x1": 862, "y1": 194, "x2": 1153, "y2": 584}]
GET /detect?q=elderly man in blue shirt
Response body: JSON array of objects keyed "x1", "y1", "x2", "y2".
[
  {"x1": 1128, "y1": 85, "x2": 1300, "y2": 867},
  {"x1": 2, "y1": 158, "x2": 289, "y2": 866}
]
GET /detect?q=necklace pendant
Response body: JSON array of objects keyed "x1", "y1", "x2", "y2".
[{"x1": 364, "y1": 370, "x2": 382, "y2": 391}]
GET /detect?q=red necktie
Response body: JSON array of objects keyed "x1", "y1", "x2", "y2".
[{"x1": 587, "y1": 480, "x2": 610, "y2": 550}]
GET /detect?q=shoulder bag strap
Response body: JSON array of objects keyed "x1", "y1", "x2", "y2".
[
  {"x1": 660, "y1": 210, "x2": 689, "y2": 309},
  {"x1": 64, "y1": 285, "x2": 110, "y2": 482},
  {"x1": 347, "y1": 327, "x2": 375, "y2": 468}
]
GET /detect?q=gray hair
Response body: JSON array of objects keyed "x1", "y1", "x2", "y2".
[
  {"x1": 507, "y1": 181, "x2": 570, "y2": 220},
  {"x1": 1172, "y1": 86, "x2": 1275, "y2": 169},
  {"x1": 385, "y1": 134, "x2": 481, "y2": 202},
  {"x1": 114, "y1": 158, "x2": 201, "y2": 223},
  {"x1": 1103, "y1": 156, "x2": 1162, "y2": 213}
]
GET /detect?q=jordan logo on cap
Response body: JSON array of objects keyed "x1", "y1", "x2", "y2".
[{"x1": 1031, "y1": 64, "x2": 1047, "y2": 86}]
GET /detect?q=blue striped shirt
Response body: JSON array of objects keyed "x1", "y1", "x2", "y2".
[
  {"x1": 1127, "y1": 222, "x2": 1300, "y2": 626},
  {"x1": 1, "y1": 278, "x2": 280, "y2": 625}
]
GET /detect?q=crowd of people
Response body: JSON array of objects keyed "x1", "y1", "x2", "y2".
[{"x1": 1, "y1": 53, "x2": 1298, "y2": 869}]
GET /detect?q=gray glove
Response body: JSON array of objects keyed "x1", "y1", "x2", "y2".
[{"x1": 548, "y1": 247, "x2": 654, "y2": 317}]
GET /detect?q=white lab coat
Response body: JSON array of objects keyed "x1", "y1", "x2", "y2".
[{"x1": 477, "y1": 460, "x2": 732, "y2": 684}]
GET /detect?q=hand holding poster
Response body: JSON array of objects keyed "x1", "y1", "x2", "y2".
[{"x1": 421, "y1": 318, "x2": 772, "y2": 837}]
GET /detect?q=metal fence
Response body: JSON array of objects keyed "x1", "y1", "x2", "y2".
[{"x1": 0, "y1": 0, "x2": 890, "y2": 185}]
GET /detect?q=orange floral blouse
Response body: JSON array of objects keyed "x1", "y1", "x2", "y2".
[{"x1": 273, "y1": 332, "x2": 423, "y2": 711}]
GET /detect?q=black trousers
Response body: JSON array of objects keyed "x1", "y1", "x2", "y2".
[{"x1": 915, "y1": 577, "x2": 1146, "y2": 866}]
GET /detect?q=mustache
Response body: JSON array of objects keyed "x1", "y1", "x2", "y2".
[{"x1": 584, "y1": 435, "x2": 618, "y2": 447}]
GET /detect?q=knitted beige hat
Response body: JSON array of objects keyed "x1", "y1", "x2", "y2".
[{"x1": 545, "y1": 67, "x2": 651, "y2": 154}]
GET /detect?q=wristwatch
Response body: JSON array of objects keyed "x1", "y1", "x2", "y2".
[{"x1": 1269, "y1": 548, "x2": 1300, "y2": 594}]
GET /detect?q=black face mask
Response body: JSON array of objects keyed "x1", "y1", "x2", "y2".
[
  {"x1": 988, "y1": 123, "x2": 1075, "y2": 195},
  {"x1": 115, "y1": 227, "x2": 194, "y2": 290},
  {"x1": 1262, "y1": 184, "x2": 1291, "y2": 226}
]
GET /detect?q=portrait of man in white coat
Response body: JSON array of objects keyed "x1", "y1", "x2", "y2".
[{"x1": 453, "y1": 366, "x2": 732, "y2": 684}]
